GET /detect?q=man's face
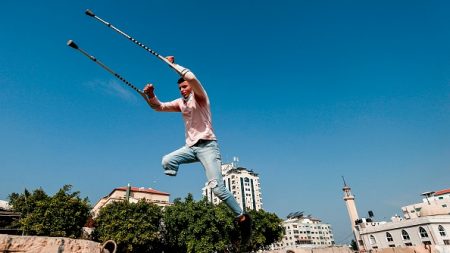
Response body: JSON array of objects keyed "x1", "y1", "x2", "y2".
[{"x1": 178, "y1": 81, "x2": 192, "y2": 98}]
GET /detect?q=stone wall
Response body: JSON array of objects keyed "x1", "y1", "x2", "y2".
[
  {"x1": 0, "y1": 234, "x2": 104, "y2": 253},
  {"x1": 3, "y1": 236, "x2": 448, "y2": 253}
]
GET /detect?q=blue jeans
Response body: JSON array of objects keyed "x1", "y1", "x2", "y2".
[{"x1": 161, "y1": 140, "x2": 243, "y2": 216}]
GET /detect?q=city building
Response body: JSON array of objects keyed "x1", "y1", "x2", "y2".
[
  {"x1": 402, "y1": 189, "x2": 450, "y2": 219},
  {"x1": 0, "y1": 201, "x2": 10, "y2": 211},
  {"x1": 271, "y1": 211, "x2": 335, "y2": 250},
  {"x1": 202, "y1": 159, "x2": 263, "y2": 211},
  {"x1": 342, "y1": 183, "x2": 450, "y2": 251},
  {"x1": 0, "y1": 200, "x2": 20, "y2": 235},
  {"x1": 92, "y1": 185, "x2": 170, "y2": 217}
]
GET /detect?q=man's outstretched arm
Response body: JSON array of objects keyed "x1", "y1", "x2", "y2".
[
  {"x1": 141, "y1": 84, "x2": 180, "y2": 112},
  {"x1": 167, "y1": 56, "x2": 208, "y2": 103}
]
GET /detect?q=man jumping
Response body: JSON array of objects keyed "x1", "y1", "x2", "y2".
[{"x1": 141, "y1": 56, "x2": 251, "y2": 240}]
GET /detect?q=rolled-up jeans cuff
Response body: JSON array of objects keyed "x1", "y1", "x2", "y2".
[{"x1": 164, "y1": 170, "x2": 177, "y2": 176}]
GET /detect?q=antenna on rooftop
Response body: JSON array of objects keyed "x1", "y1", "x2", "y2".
[
  {"x1": 126, "y1": 183, "x2": 131, "y2": 202},
  {"x1": 421, "y1": 191, "x2": 435, "y2": 205},
  {"x1": 232, "y1": 156, "x2": 239, "y2": 168},
  {"x1": 342, "y1": 176, "x2": 347, "y2": 186}
]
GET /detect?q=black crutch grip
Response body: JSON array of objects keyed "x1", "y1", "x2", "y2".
[
  {"x1": 66, "y1": 40, "x2": 79, "y2": 49},
  {"x1": 85, "y1": 9, "x2": 95, "y2": 17}
]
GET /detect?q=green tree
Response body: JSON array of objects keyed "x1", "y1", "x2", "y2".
[
  {"x1": 244, "y1": 209, "x2": 284, "y2": 252},
  {"x1": 162, "y1": 194, "x2": 238, "y2": 253},
  {"x1": 162, "y1": 194, "x2": 285, "y2": 252},
  {"x1": 93, "y1": 200, "x2": 163, "y2": 253},
  {"x1": 8, "y1": 185, "x2": 90, "y2": 238},
  {"x1": 9, "y1": 188, "x2": 49, "y2": 220},
  {"x1": 351, "y1": 239, "x2": 358, "y2": 251}
]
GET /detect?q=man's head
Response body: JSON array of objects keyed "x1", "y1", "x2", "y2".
[{"x1": 178, "y1": 77, "x2": 192, "y2": 99}]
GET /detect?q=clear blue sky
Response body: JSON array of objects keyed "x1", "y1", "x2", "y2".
[{"x1": 1, "y1": 0, "x2": 449, "y2": 244}]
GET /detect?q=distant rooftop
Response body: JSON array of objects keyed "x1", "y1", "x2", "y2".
[
  {"x1": 435, "y1": 188, "x2": 450, "y2": 196},
  {"x1": 0, "y1": 200, "x2": 11, "y2": 210},
  {"x1": 286, "y1": 211, "x2": 322, "y2": 222},
  {"x1": 113, "y1": 186, "x2": 170, "y2": 196},
  {"x1": 228, "y1": 167, "x2": 259, "y2": 176}
]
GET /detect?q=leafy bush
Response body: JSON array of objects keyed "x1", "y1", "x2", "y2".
[{"x1": 8, "y1": 185, "x2": 90, "y2": 238}]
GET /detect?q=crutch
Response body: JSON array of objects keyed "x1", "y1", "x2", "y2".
[
  {"x1": 67, "y1": 40, "x2": 143, "y2": 95},
  {"x1": 85, "y1": 9, "x2": 177, "y2": 70}
]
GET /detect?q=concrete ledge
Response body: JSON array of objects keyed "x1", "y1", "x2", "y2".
[{"x1": 0, "y1": 234, "x2": 103, "y2": 253}]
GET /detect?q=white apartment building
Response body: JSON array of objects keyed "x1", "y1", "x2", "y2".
[
  {"x1": 271, "y1": 212, "x2": 335, "y2": 250},
  {"x1": 0, "y1": 201, "x2": 10, "y2": 211},
  {"x1": 343, "y1": 183, "x2": 450, "y2": 251},
  {"x1": 202, "y1": 162, "x2": 263, "y2": 211}
]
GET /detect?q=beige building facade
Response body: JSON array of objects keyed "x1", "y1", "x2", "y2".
[{"x1": 92, "y1": 185, "x2": 170, "y2": 217}]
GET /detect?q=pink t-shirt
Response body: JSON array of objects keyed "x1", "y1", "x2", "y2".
[{"x1": 147, "y1": 69, "x2": 216, "y2": 147}]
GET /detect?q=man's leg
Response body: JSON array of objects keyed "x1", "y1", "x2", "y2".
[
  {"x1": 194, "y1": 140, "x2": 243, "y2": 216},
  {"x1": 161, "y1": 146, "x2": 197, "y2": 176}
]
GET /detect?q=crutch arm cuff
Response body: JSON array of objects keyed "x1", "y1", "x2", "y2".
[{"x1": 172, "y1": 64, "x2": 190, "y2": 77}]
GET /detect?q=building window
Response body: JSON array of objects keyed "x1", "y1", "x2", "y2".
[
  {"x1": 386, "y1": 232, "x2": 394, "y2": 242},
  {"x1": 405, "y1": 242, "x2": 413, "y2": 246},
  {"x1": 358, "y1": 240, "x2": 364, "y2": 247},
  {"x1": 402, "y1": 230, "x2": 411, "y2": 240},
  {"x1": 419, "y1": 227, "x2": 429, "y2": 238},
  {"x1": 369, "y1": 235, "x2": 377, "y2": 245},
  {"x1": 439, "y1": 225, "x2": 446, "y2": 236},
  {"x1": 444, "y1": 240, "x2": 450, "y2": 245}
]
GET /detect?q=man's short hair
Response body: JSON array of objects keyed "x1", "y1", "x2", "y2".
[{"x1": 177, "y1": 77, "x2": 185, "y2": 84}]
